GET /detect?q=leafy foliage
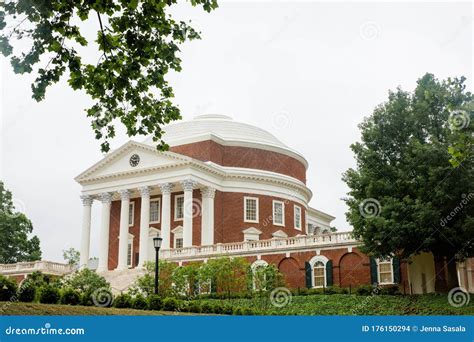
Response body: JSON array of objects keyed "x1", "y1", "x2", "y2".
[
  {"x1": 62, "y1": 247, "x2": 80, "y2": 266},
  {"x1": 17, "y1": 282, "x2": 36, "y2": 302},
  {"x1": 0, "y1": 0, "x2": 218, "y2": 152},
  {"x1": 38, "y1": 285, "x2": 60, "y2": 304},
  {"x1": 0, "y1": 275, "x2": 18, "y2": 301},
  {"x1": 61, "y1": 268, "x2": 111, "y2": 304},
  {"x1": 343, "y1": 74, "x2": 474, "y2": 267},
  {"x1": 60, "y1": 288, "x2": 81, "y2": 305},
  {"x1": 0, "y1": 182, "x2": 41, "y2": 263}
]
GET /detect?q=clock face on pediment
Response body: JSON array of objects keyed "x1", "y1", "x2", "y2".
[{"x1": 129, "y1": 154, "x2": 140, "y2": 167}]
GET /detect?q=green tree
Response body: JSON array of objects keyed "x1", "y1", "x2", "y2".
[
  {"x1": 62, "y1": 247, "x2": 80, "y2": 266},
  {"x1": 343, "y1": 74, "x2": 473, "y2": 292},
  {"x1": 0, "y1": 0, "x2": 218, "y2": 152},
  {"x1": 0, "y1": 181, "x2": 41, "y2": 263}
]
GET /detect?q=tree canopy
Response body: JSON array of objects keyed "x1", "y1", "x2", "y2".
[
  {"x1": 0, "y1": 0, "x2": 218, "y2": 152},
  {"x1": 0, "y1": 181, "x2": 42, "y2": 263},
  {"x1": 343, "y1": 74, "x2": 473, "y2": 288}
]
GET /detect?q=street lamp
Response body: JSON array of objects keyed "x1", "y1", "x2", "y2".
[{"x1": 153, "y1": 235, "x2": 163, "y2": 295}]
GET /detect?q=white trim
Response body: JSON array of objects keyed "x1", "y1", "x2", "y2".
[
  {"x1": 172, "y1": 226, "x2": 183, "y2": 248},
  {"x1": 128, "y1": 201, "x2": 135, "y2": 226},
  {"x1": 244, "y1": 196, "x2": 259, "y2": 223},
  {"x1": 174, "y1": 194, "x2": 184, "y2": 221},
  {"x1": 149, "y1": 198, "x2": 161, "y2": 224},
  {"x1": 309, "y1": 255, "x2": 329, "y2": 288},
  {"x1": 272, "y1": 200, "x2": 285, "y2": 226},
  {"x1": 127, "y1": 233, "x2": 135, "y2": 268},
  {"x1": 376, "y1": 258, "x2": 395, "y2": 285},
  {"x1": 294, "y1": 205, "x2": 302, "y2": 230},
  {"x1": 243, "y1": 227, "x2": 262, "y2": 241},
  {"x1": 251, "y1": 259, "x2": 269, "y2": 290}
]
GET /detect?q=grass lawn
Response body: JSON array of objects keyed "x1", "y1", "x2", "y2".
[
  {"x1": 1, "y1": 294, "x2": 472, "y2": 316},
  {"x1": 199, "y1": 294, "x2": 474, "y2": 315},
  {"x1": 0, "y1": 302, "x2": 187, "y2": 316}
]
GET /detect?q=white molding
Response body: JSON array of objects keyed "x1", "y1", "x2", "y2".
[
  {"x1": 244, "y1": 196, "x2": 259, "y2": 223},
  {"x1": 243, "y1": 227, "x2": 262, "y2": 241},
  {"x1": 308, "y1": 255, "x2": 329, "y2": 288},
  {"x1": 294, "y1": 205, "x2": 302, "y2": 230},
  {"x1": 174, "y1": 194, "x2": 184, "y2": 221},
  {"x1": 128, "y1": 201, "x2": 135, "y2": 227},
  {"x1": 376, "y1": 258, "x2": 395, "y2": 285},
  {"x1": 149, "y1": 198, "x2": 161, "y2": 224},
  {"x1": 272, "y1": 230, "x2": 288, "y2": 239},
  {"x1": 272, "y1": 200, "x2": 285, "y2": 227}
]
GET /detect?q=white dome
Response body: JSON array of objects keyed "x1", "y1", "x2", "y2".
[{"x1": 143, "y1": 114, "x2": 307, "y2": 167}]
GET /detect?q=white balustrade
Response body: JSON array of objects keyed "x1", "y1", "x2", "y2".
[{"x1": 0, "y1": 261, "x2": 73, "y2": 276}]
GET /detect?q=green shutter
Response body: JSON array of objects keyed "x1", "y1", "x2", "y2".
[
  {"x1": 370, "y1": 257, "x2": 378, "y2": 285},
  {"x1": 305, "y1": 262, "x2": 312, "y2": 288},
  {"x1": 393, "y1": 257, "x2": 401, "y2": 284},
  {"x1": 326, "y1": 260, "x2": 333, "y2": 286}
]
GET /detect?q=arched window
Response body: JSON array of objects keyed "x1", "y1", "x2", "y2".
[
  {"x1": 251, "y1": 260, "x2": 268, "y2": 291},
  {"x1": 308, "y1": 255, "x2": 329, "y2": 288}
]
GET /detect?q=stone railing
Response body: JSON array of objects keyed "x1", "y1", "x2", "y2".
[
  {"x1": 0, "y1": 261, "x2": 74, "y2": 276},
  {"x1": 160, "y1": 231, "x2": 357, "y2": 261}
]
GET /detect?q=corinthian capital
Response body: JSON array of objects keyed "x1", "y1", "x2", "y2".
[
  {"x1": 119, "y1": 189, "x2": 130, "y2": 200},
  {"x1": 99, "y1": 192, "x2": 113, "y2": 204},
  {"x1": 159, "y1": 183, "x2": 174, "y2": 195},
  {"x1": 201, "y1": 187, "x2": 216, "y2": 199},
  {"x1": 181, "y1": 179, "x2": 197, "y2": 192},
  {"x1": 139, "y1": 186, "x2": 151, "y2": 198},
  {"x1": 80, "y1": 195, "x2": 93, "y2": 206}
]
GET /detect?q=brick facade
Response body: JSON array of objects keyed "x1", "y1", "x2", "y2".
[{"x1": 170, "y1": 140, "x2": 307, "y2": 183}]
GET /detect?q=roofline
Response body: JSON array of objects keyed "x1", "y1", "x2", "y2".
[{"x1": 307, "y1": 207, "x2": 336, "y2": 222}]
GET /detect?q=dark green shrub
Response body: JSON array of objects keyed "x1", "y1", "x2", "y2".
[
  {"x1": 17, "y1": 283, "x2": 36, "y2": 302},
  {"x1": 211, "y1": 304, "x2": 223, "y2": 314},
  {"x1": 200, "y1": 302, "x2": 213, "y2": 313},
  {"x1": 355, "y1": 285, "x2": 374, "y2": 296},
  {"x1": 222, "y1": 304, "x2": 233, "y2": 315},
  {"x1": 113, "y1": 294, "x2": 132, "y2": 308},
  {"x1": 162, "y1": 297, "x2": 179, "y2": 311},
  {"x1": 148, "y1": 295, "x2": 163, "y2": 310},
  {"x1": 60, "y1": 288, "x2": 81, "y2": 305},
  {"x1": 233, "y1": 307, "x2": 244, "y2": 315},
  {"x1": 242, "y1": 307, "x2": 254, "y2": 315},
  {"x1": 187, "y1": 302, "x2": 202, "y2": 313},
  {"x1": 38, "y1": 285, "x2": 60, "y2": 304},
  {"x1": 0, "y1": 275, "x2": 18, "y2": 301},
  {"x1": 380, "y1": 285, "x2": 401, "y2": 295},
  {"x1": 132, "y1": 295, "x2": 148, "y2": 310}
]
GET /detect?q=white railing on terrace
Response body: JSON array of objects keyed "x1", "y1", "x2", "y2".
[
  {"x1": 0, "y1": 261, "x2": 73, "y2": 275},
  {"x1": 160, "y1": 231, "x2": 357, "y2": 260}
]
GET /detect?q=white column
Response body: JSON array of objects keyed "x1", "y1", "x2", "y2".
[
  {"x1": 79, "y1": 195, "x2": 93, "y2": 269},
  {"x1": 182, "y1": 179, "x2": 196, "y2": 247},
  {"x1": 97, "y1": 192, "x2": 112, "y2": 272},
  {"x1": 138, "y1": 186, "x2": 151, "y2": 268},
  {"x1": 116, "y1": 189, "x2": 130, "y2": 271},
  {"x1": 200, "y1": 187, "x2": 216, "y2": 246},
  {"x1": 159, "y1": 183, "x2": 174, "y2": 250}
]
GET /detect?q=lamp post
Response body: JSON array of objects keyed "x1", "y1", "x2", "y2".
[{"x1": 153, "y1": 235, "x2": 163, "y2": 295}]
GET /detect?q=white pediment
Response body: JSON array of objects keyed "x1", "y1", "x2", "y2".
[
  {"x1": 272, "y1": 230, "x2": 288, "y2": 238},
  {"x1": 242, "y1": 227, "x2": 262, "y2": 235},
  {"x1": 75, "y1": 141, "x2": 191, "y2": 183}
]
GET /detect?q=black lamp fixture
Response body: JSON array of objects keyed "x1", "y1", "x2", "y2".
[{"x1": 153, "y1": 234, "x2": 163, "y2": 295}]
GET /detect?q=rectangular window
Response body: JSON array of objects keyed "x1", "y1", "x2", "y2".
[
  {"x1": 244, "y1": 197, "x2": 259, "y2": 223},
  {"x1": 273, "y1": 200, "x2": 285, "y2": 226},
  {"x1": 378, "y1": 259, "x2": 394, "y2": 284},
  {"x1": 313, "y1": 263, "x2": 325, "y2": 288},
  {"x1": 174, "y1": 195, "x2": 184, "y2": 220},
  {"x1": 127, "y1": 242, "x2": 133, "y2": 267},
  {"x1": 294, "y1": 205, "x2": 302, "y2": 230},
  {"x1": 175, "y1": 238, "x2": 183, "y2": 249},
  {"x1": 128, "y1": 202, "x2": 135, "y2": 226},
  {"x1": 150, "y1": 199, "x2": 161, "y2": 223}
]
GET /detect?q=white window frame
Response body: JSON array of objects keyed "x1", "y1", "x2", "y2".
[
  {"x1": 127, "y1": 234, "x2": 134, "y2": 268},
  {"x1": 309, "y1": 255, "x2": 328, "y2": 288},
  {"x1": 174, "y1": 194, "x2": 184, "y2": 221},
  {"x1": 272, "y1": 200, "x2": 285, "y2": 226},
  {"x1": 149, "y1": 198, "x2": 161, "y2": 224},
  {"x1": 172, "y1": 226, "x2": 183, "y2": 249},
  {"x1": 251, "y1": 259, "x2": 268, "y2": 291},
  {"x1": 377, "y1": 258, "x2": 394, "y2": 285},
  {"x1": 294, "y1": 205, "x2": 302, "y2": 230},
  {"x1": 244, "y1": 197, "x2": 259, "y2": 223},
  {"x1": 128, "y1": 201, "x2": 135, "y2": 226}
]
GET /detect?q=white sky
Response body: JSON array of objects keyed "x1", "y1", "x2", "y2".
[{"x1": 0, "y1": 1, "x2": 472, "y2": 262}]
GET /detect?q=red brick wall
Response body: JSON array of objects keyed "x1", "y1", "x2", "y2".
[{"x1": 170, "y1": 140, "x2": 306, "y2": 183}]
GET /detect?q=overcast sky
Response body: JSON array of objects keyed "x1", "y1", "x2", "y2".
[{"x1": 0, "y1": 1, "x2": 472, "y2": 263}]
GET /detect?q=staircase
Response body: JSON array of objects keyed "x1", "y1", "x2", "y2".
[{"x1": 98, "y1": 268, "x2": 147, "y2": 294}]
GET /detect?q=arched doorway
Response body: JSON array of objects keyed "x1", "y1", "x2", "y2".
[{"x1": 278, "y1": 257, "x2": 304, "y2": 289}]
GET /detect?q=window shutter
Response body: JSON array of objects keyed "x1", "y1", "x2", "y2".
[
  {"x1": 370, "y1": 257, "x2": 378, "y2": 285},
  {"x1": 326, "y1": 260, "x2": 333, "y2": 286},
  {"x1": 393, "y1": 257, "x2": 401, "y2": 284},
  {"x1": 305, "y1": 262, "x2": 312, "y2": 288}
]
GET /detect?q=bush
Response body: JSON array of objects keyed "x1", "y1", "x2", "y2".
[
  {"x1": 355, "y1": 285, "x2": 374, "y2": 296},
  {"x1": 233, "y1": 307, "x2": 244, "y2": 315},
  {"x1": 380, "y1": 285, "x2": 401, "y2": 295},
  {"x1": 17, "y1": 283, "x2": 36, "y2": 302},
  {"x1": 113, "y1": 294, "x2": 132, "y2": 309},
  {"x1": 0, "y1": 275, "x2": 18, "y2": 302},
  {"x1": 186, "y1": 301, "x2": 201, "y2": 313},
  {"x1": 200, "y1": 302, "x2": 214, "y2": 314},
  {"x1": 62, "y1": 269, "x2": 111, "y2": 304},
  {"x1": 148, "y1": 295, "x2": 163, "y2": 310},
  {"x1": 162, "y1": 297, "x2": 179, "y2": 311},
  {"x1": 132, "y1": 295, "x2": 148, "y2": 310},
  {"x1": 60, "y1": 288, "x2": 81, "y2": 305},
  {"x1": 38, "y1": 285, "x2": 60, "y2": 304}
]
